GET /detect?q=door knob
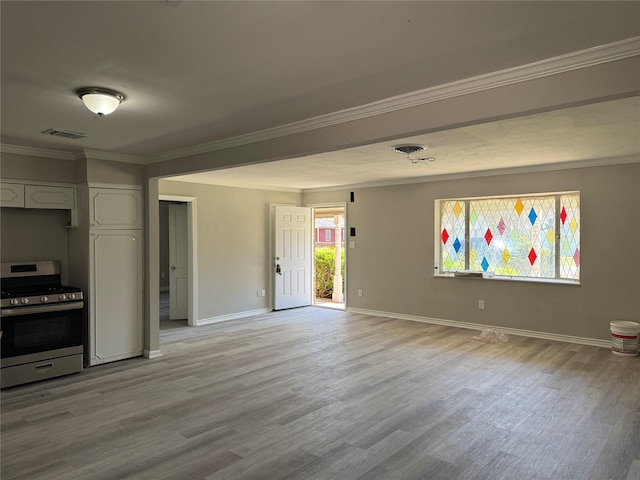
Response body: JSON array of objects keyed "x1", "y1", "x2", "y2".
[
  {"x1": 170, "y1": 266, "x2": 176, "y2": 271},
  {"x1": 276, "y1": 264, "x2": 282, "y2": 275}
]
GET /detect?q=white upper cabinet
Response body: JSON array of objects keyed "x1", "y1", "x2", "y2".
[
  {"x1": 1, "y1": 182, "x2": 75, "y2": 210},
  {"x1": 89, "y1": 187, "x2": 143, "y2": 229},
  {"x1": 0, "y1": 183, "x2": 25, "y2": 208},
  {"x1": 24, "y1": 185, "x2": 75, "y2": 209}
]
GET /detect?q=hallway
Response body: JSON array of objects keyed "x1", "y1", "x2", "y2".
[{"x1": 159, "y1": 290, "x2": 187, "y2": 330}]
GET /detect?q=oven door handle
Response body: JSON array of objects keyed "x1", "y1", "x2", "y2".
[{"x1": 1, "y1": 301, "x2": 84, "y2": 317}]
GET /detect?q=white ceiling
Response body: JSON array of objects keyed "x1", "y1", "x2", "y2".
[
  {"x1": 170, "y1": 97, "x2": 640, "y2": 190},
  {"x1": 1, "y1": 1, "x2": 639, "y2": 190}
]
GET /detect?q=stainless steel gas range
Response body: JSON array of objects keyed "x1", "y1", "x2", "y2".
[{"x1": 1, "y1": 260, "x2": 84, "y2": 388}]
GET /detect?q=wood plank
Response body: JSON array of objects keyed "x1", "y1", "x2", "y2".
[{"x1": 2, "y1": 307, "x2": 639, "y2": 479}]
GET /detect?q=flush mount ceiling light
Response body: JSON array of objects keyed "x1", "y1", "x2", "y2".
[
  {"x1": 76, "y1": 87, "x2": 125, "y2": 116},
  {"x1": 391, "y1": 144, "x2": 436, "y2": 165}
]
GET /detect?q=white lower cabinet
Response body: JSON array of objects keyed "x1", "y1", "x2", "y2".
[{"x1": 89, "y1": 229, "x2": 143, "y2": 365}]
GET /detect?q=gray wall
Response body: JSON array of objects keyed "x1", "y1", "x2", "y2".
[
  {"x1": 0, "y1": 208, "x2": 71, "y2": 283},
  {"x1": 85, "y1": 159, "x2": 145, "y2": 185},
  {"x1": 1, "y1": 153, "x2": 77, "y2": 183},
  {"x1": 303, "y1": 161, "x2": 640, "y2": 341},
  {"x1": 159, "y1": 179, "x2": 301, "y2": 320}
]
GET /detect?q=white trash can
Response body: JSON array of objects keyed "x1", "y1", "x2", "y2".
[{"x1": 610, "y1": 321, "x2": 640, "y2": 356}]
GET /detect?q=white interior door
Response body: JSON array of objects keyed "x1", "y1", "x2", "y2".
[
  {"x1": 274, "y1": 205, "x2": 312, "y2": 310},
  {"x1": 169, "y1": 203, "x2": 188, "y2": 319}
]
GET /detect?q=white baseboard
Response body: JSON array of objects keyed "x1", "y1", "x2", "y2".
[
  {"x1": 197, "y1": 308, "x2": 272, "y2": 326},
  {"x1": 143, "y1": 349, "x2": 163, "y2": 359},
  {"x1": 347, "y1": 307, "x2": 610, "y2": 348}
]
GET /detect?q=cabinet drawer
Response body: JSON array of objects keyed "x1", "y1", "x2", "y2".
[
  {"x1": 25, "y1": 185, "x2": 75, "y2": 209},
  {"x1": 0, "y1": 353, "x2": 83, "y2": 388}
]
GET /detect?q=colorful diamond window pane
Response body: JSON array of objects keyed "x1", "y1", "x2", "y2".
[
  {"x1": 453, "y1": 202, "x2": 463, "y2": 218},
  {"x1": 528, "y1": 248, "x2": 538, "y2": 265},
  {"x1": 570, "y1": 217, "x2": 578, "y2": 235},
  {"x1": 560, "y1": 206, "x2": 567, "y2": 225},
  {"x1": 442, "y1": 228, "x2": 449, "y2": 244},
  {"x1": 514, "y1": 199, "x2": 524, "y2": 216},
  {"x1": 453, "y1": 238, "x2": 462, "y2": 254},
  {"x1": 497, "y1": 218, "x2": 506, "y2": 236},
  {"x1": 528, "y1": 208, "x2": 538, "y2": 226},
  {"x1": 481, "y1": 257, "x2": 490, "y2": 272},
  {"x1": 484, "y1": 229, "x2": 493, "y2": 245},
  {"x1": 546, "y1": 229, "x2": 555, "y2": 247},
  {"x1": 501, "y1": 248, "x2": 511, "y2": 265}
]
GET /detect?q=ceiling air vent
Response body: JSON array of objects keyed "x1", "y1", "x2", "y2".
[{"x1": 41, "y1": 128, "x2": 86, "y2": 140}]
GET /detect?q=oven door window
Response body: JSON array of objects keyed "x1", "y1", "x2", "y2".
[{"x1": 1, "y1": 309, "x2": 83, "y2": 358}]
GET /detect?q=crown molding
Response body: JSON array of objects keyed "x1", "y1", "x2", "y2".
[
  {"x1": 303, "y1": 155, "x2": 640, "y2": 193},
  {"x1": 79, "y1": 149, "x2": 146, "y2": 164},
  {"x1": 147, "y1": 36, "x2": 640, "y2": 164},
  {"x1": 162, "y1": 175, "x2": 303, "y2": 194},
  {"x1": 0, "y1": 144, "x2": 76, "y2": 161},
  {"x1": 0, "y1": 144, "x2": 145, "y2": 164}
]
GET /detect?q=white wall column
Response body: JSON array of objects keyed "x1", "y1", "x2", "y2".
[{"x1": 332, "y1": 214, "x2": 344, "y2": 303}]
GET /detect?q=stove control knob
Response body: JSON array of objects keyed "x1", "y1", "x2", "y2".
[
  {"x1": 59, "y1": 294, "x2": 67, "y2": 301},
  {"x1": 67, "y1": 293, "x2": 76, "y2": 300},
  {"x1": 10, "y1": 298, "x2": 19, "y2": 306},
  {"x1": 40, "y1": 296, "x2": 49, "y2": 303},
  {"x1": 20, "y1": 298, "x2": 29, "y2": 304}
]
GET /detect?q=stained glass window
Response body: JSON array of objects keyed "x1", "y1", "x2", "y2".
[
  {"x1": 440, "y1": 200, "x2": 465, "y2": 272},
  {"x1": 438, "y1": 192, "x2": 580, "y2": 281},
  {"x1": 559, "y1": 194, "x2": 580, "y2": 280}
]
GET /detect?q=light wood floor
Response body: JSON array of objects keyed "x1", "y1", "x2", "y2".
[{"x1": 2, "y1": 308, "x2": 639, "y2": 480}]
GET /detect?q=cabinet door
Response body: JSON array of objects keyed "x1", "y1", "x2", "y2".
[
  {"x1": 25, "y1": 185, "x2": 75, "y2": 209},
  {"x1": 90, "y1": 188, "x2": 143, "y2": 229},
  {"x1": 89, "y1": 230, "x2": 143, "y2": 365},
  {"x1": 0, "y1": 183, "x2": 25, "y2": 208}
]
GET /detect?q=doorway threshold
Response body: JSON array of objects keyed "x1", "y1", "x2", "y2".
[{"x1": 314, "y1": 298, "x2": 345, "y2": 310}]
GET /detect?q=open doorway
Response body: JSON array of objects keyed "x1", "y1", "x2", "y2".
[
  {"x1": 159, "y1": 201, "x2": 188, "y2": 329},
  {"x1": 159, "y1": 195, "x2": 197, "y2": 330},
  {"x1": 312, "y1": 206, "x2": 345, "y2": 310}
]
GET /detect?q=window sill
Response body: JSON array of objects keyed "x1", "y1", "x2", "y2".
[{"x1": 434, "y1": 273, "x2": 580, "y2": 286}]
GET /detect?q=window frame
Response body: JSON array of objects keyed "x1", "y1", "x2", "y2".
[{"x1": 434, "y1": 191, "x2": 580, "y2": 285}]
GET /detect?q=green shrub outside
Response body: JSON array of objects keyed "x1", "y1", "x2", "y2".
[{"x1": 315, "y1": 246, "x2": 345, "y2": 298}]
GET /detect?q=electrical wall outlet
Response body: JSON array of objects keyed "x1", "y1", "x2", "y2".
[
  {"x1": 358, "y1": 289, "x2": 363, "y2": 297},
  {"x1": 478, "y1": 300, "x2": 485, "y2": 309},
  {"x1": 261, "y1": 289, "x2": 266, "y2": 297}
]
